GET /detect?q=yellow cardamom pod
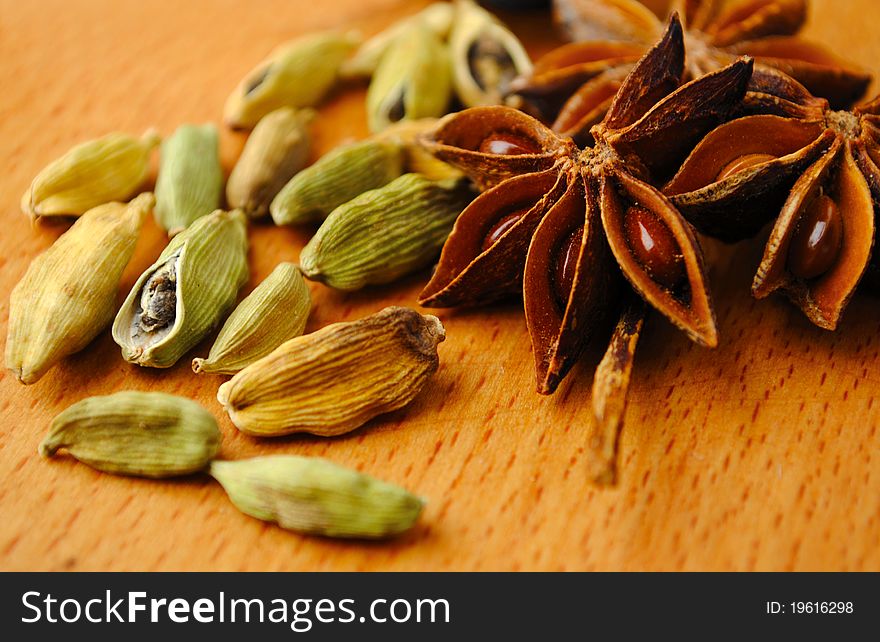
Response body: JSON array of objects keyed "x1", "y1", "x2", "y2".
[
  {"x1": 226, "y1": 108, "x2": 314, "y2": 219},
  {"x1": 224, "y1": 31, "x2": 360, "y2": 130},
  {"x1": 340, "y1": 2, "x2": 455, "y2": 79},
  {"x1": 270, "y1": 138, "x2": 404, "y2": 225},
  {"x1": 210, "y1": 456, "x2": 425, "y2": 538},
  {"x1": 299, "y1": 173, "x2": 473, "y2": 291},
  {"x1": 366, "y1": 21, "x2": 453, "y2": 133},
  {"x1": 193, "y1": 262, "x2": 311, "y2": 375},
  {"x1": 217, "y1": 306, "x2": 445, "y2": 437},
  {"x1": 449, "y1": 0, "x2": 532, "y2": 108},
  {"x1": 6, "y1": 193, "x2": 153, "y2": 384},
  {"x1": 40, "y1": 391, "x2": 220, "y2": 478},
  {"x1": 22, "y1": 130, "x2": 158, "y2": 222},
  {"x1": 112, "y1": 209, "x2": 249, "y2": 368},
  {"x1": 375, "y1": 118, "x2": 464, "y2": 181},
  {"x1": 154, "y1": 124, "x2": 223, "y2": 235}
]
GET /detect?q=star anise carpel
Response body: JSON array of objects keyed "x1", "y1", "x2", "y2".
[
  {"x1": 417, "y1": 16, "x2": 753, "y2": 482},
  {"x1": 664, "y1": 77, "x2": 879, "y2": 330}
]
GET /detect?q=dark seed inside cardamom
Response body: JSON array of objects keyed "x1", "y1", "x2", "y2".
[
  {"x1": 788, "y1": 193, "x2": 843, "y2": 280},
  {"x1": 623, "y1": 205, "x2": 685, "y2": 290},
  {"x1": 245, "y1": 67, "x2": 271, "y2": 96},
  {"x1": 482, "y1": 208, "x2": 528, "y2": 252},
  {"x1": 468, "y1": 36, "x2": 517, "y2": 94},
  {"x1": 387, "y1": 91, "x2": 406, "y2": 123},
  {"x1": 552, "y1": 227, "x2": 583, "y2": 308},
  {"x1": 478, "y1": 131, "x2": 541, "y2": 155},
  {"x1": 139, "y1": 258, "x2": 178, "y2": 333}
]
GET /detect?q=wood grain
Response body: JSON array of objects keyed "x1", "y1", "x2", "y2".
[{"x1": 0, "y1": 0, "x2": 878, "y2": 572}]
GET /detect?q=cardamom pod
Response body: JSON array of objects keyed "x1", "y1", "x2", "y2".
[
  {"x1": 300, "y1": 174, "x2": 473, "y2": 291},
  {"x1": 217, "y1": 306, "x2": 445, "y2": 437},
  {"x1": 210, "y1": 456, "x2": 424, "y2": 539},
  {"x1": 226, "y1": 108, "x2": 314, "y2": 219},
  {"x1": 340, "y1": 2, "x2": 455, "y2": 79},
  {"x1": 224, "y1": 31, "x2": 360, "y2": 130},
  {"x1": 6, "y1": 193, "x2": 153, "y2": 385},
  {"x1": 366, "y1": 21, "x2": 452, "y2": 133},
  {"x1": 449, "y1": 0, "x2": 532, "y2": 107},
  {"x1": 375, "y1": 118, "x2": 464, "y2": 181},
  {"x1": 21, "y1": 130, "x2": 158, "y2": 222},
  {"x1": 270, "y1": 138, "x2": 404, "y2": 225},
  {"x1": 193, "y1": 262, "x2": 311, "y2": 375},
  {"x1": 40, "y1": 391, "x2": 220, "y2": 478},
  {"x1": 112, "y1": 209, "x2": 249, "y2": 368},
  {"x1": 154, "y1": 124, "x2": 223, "y2": 235}
]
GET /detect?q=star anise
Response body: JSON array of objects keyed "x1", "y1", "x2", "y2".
[
  {"x1": 417, "y1": 16, "x2": 753, "y2": 482},
  {"x1": 510, "y1": 0, "x2": 870, "y2": 144},
  {"x1": 664, "y1": 73, "x2": 878, "y2": 330}
]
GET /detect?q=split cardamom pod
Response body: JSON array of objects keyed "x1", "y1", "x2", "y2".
[
  {"x1": 193, "y1": 262, "x2": 311, "y2": 375},
  {"x1": 40, "y1": 391, "x2": 220, "y2": 478},
  {"x1": 6, "y1": 193, "x2": 154, "y2": 385},
  {"x1": 449, "y1": 0, "x2": 532, "y2": 107},
  {"x1": 112, "y1": 208, "x2": 249, "y2": 368},
  {"x1": 217, "y1": 306, "x2": 445, "y2": 437},
  {"x1": 155, "y1": 124, "x2": 223, "y2": 235},
  {"x1": 21, "y1": 130, "x2": 158, "y2": 222},
  {"x1": 210, "y1": 456, "x2": 424, "y2": 539},
  {"x1": 300, "y1": 174, "x2": 473, "y2": 291},
  {"x1": 226, "y1": 107, "x2": 314, "y2": 219},
  {"x1": 270, "y1": 138, "x2": 404, "y2": 225},
  {"x1": 340, "y1": 2, "x2": 455, "y2": 78},
  {"x1": 366, "y1": 20, "x2": 452, "y2": 133},
  {"x1": 224, "y1": 31, "x2": 360, "y2": 130}
]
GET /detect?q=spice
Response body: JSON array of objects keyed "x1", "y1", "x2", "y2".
[
  {"x1": 449, "y1": 0, "x2": 532, "y2": 107},
  {"x1": 112, "y1": 208, "x2": 249, "y2": 368},
  {"x1": 193, "y1": 262, "x2": 311, "y2": 374},
  {"x1": 40, "y1": 391, "x2": 220, "y2": 478},
  {"x1": 210, "y1": 456, "x2": 424, "y2": 539},
  {"x1": 224, "y1": 31, "x2": 359, "y2": 129},
  {"x1": 366, "y1": 20, "x2": 452, "y2": 132},
  {"x1": 299, "y1": 174, "x2": 474, "y2": 291},
  {"x1": 21, "y1": 130, "x2": 158, "y2": 222},
  {"x1": 270, "y1": 138, "x2": 405, "y2": 225},
  {"x1": 6, "y1": 193, "x2": 153, "y2": 384},
  {"x1": 341, "y1": 3, "x2": 455, "y2": 78},
  {"x1": 419, "y1": 17, "x2": 749, "y2": 479},
  {"x1": 546, "y1": 0, "x2": 870, "y2": 110},
  {"x1": 154, "y1": 124, "x2": 223, "y2": 235},
  {"x1": 217, "y1": 307, "x2": 445, "y2": 437},
  {"x1": 666, "y1": 85, "x2": 878, "y2": 330},
  {"x1": 226, "y1": 107, "x2": 314, "y2": 219}
]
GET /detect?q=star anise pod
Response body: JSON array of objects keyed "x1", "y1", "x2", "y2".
[
  {"x1": 510, "y1": 0, "x2": 870, "y2": 143},
  {"x1": 664, "y1": 74, "x2": 878, "y2": 330},
  {"x1": 417, "y1": 16, "x2": 753, "y2": 482}
]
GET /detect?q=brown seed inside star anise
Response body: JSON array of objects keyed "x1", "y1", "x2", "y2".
[
  {"x1": 623, "y1": 204, "x2": 684, "y2": 290},
  {"x1": 787, "y1": 193, "x2": 844, "y2": 280}
]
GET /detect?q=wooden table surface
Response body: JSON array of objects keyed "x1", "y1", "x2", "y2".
[{"x1": 1, "y1": 0, "x2": 878, "y2": 572}]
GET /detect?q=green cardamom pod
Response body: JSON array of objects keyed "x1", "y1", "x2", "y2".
[
  {"x1": 217, "y1": 306, "x2": 445, "y2": 437},
  {"x1": 270, "y1": 138, "x2": 404, "y2": 225},
  {"x1": 154, "y1": 124, "x2": 223, "y2": 235},
  {"x1": 226, "y1": 108, "x2": 314, "y2": 219},
  {"x1": 340, "y1": 2, "x2": 455, "y2": 79},
  {"x1": 366, "y1": 21, "x2": 452, "y2": 133},
  {"x1": 193, "y1": 262, "x2": 311, "y2": 375},
  {"x1": 40, "y1": 391, "x2": 220, "y2": 478},
  {"x1": 210, "y1": 455, "x2": 424, "y2": 538},
  {"x1": 112, "y1": 209, "x2": 249, "y2": 368},
  {"x1": 449, "y1": 0, "x2": 532, "y2": 108},
  {"x1": 224, "y1": 31, "x2": 360, "y2": 130},
  {"x1": 299, "y1": 174, "x2": 473, "y2": 291},
  {"x1": 21, "y1": 130, "x2": 158, "y2": 222},
  {"x1": 6, "y1": 193, "x2": 153, "y2": 385}
]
